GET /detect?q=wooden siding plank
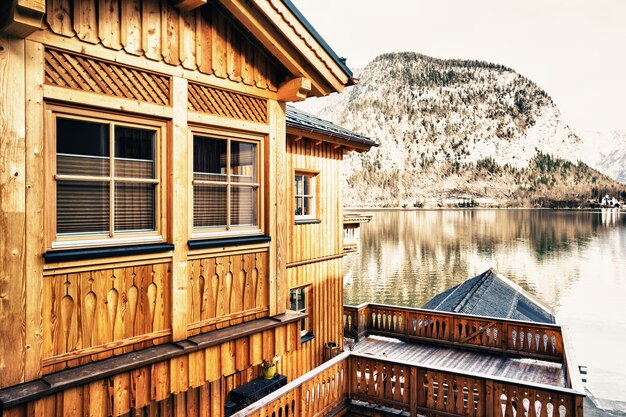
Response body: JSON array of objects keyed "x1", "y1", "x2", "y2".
[{"x1": 0, "y1": 34, "x2": 26, "y2": 388}]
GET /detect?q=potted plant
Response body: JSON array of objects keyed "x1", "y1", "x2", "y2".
[{"x1": 260, "y1": 356, "x2": 280, "y2": 380}]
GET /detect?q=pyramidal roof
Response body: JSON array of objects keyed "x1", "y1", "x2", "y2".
[{"x1": 422, "y1": 268, "x2": 555, "y2": 324}]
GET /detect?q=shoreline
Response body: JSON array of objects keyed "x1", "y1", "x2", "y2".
[{"x1": 344, "y1": 206, "x2": 625, "y2": 212}]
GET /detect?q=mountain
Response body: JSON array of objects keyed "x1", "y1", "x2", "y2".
[
  {"x1": 297, "y1": 52, "x2": 626, "y2": 207},
  {"x1": 578, "y1": 130, "x2": 626, "y2": 184}
]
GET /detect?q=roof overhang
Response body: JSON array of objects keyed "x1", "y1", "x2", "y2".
[{"x1": 215, "y1": 0, "x2": 352, "y2": 98}]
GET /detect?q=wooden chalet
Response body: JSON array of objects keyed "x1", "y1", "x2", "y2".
[
  {"x1": 0, "y1": 1, "x2": 586, "y2": 417},
  {"x1": 0, "y1": 0, "x2": 375, "y2": 415}
]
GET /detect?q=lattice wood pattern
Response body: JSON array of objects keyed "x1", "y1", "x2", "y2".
[
  {"x1": 44, "y1": 48, "x2": 171, "y2": 105},
  {"x1": 188, "y1": 82, "x2": 268, "y2": 124}
]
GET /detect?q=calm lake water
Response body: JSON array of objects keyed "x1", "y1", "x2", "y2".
[{"x1": 344, "y1": 209, "x2": 626, "y2": 405}]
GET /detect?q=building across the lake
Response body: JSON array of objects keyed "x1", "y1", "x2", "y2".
[{"x1": 0, "y1": 1, "x2": 584, "y2": 416}]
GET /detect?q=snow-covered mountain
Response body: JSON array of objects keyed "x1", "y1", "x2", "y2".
[
  {"x1": 297, "y1": 52, "x2": 625, "y2": 207},
  {"x1": 579, "y1": 130, "x2": 626, "y2": 184}
]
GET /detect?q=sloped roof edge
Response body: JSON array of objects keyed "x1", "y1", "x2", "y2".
[
  {"x1": 286, "y1": 105, "x2": 377, "y2": 150},
  {"x1": 280, "y1": 0, "x2": 352, "y2": 78}
]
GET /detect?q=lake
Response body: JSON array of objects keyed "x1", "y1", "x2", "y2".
[{"x1": 344, "y1": 209, "x2": 626, "y2": 407}]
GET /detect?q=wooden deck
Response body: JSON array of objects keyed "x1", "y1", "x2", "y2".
[{"x1": 350, "y1": 334, "x2": 566, "y2": 388}]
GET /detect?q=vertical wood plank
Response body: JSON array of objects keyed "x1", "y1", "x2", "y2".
[
  {"x1": 179, "y1": 10, "x2": 196, "y2": 70},
  {"x1": 99, "y1": 0, "x2": 122, "y2": 50},
  {"x1": 211, "y1": 10, "x2": 226, "y2": 79},
  {"x1": 171, "y1": 76, "x2": 189, "y2": 341},
  {"x1": 121, "y1": 0, "x2": 142, "y2": 55},
  {"x1": 162, "y1": 2, "x2": 181, "y2": 66},
  {"x1": 46, "y1": 0, "x2": 74, "y2": 37},
  {"x1": 24, "y1": 39, "x2": 44, "y2": 382},
  {"x1": 0, "y1": 34, "x2": 26, "y2": 389},
  {"x1": 73, "y1": 0, "x2": 98, "y2": 43},
  {"x1": 142, "y1": 0, "x2": 162, "y2": 61}
]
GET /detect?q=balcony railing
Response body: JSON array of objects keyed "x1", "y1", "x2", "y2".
[
  {"x1": 230, "y1": 304, "x2": 584, "y2": 417},
  {"x1": 231, "y1": 351, "x2": 584, "y2": 417},
  {"x1": 344, "y1": 303, "x2": 565, "y2": 361}
]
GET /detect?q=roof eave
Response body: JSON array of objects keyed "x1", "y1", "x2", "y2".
[{"x1": 218, "y1": 0, "x2": 351, "y2": 97}]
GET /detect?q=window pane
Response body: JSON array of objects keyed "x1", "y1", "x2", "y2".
[
  {"x1": 295, "y1": 196, "x2": 303, "y2": 216},
  {"x1": 303, "y1": 196, "x2": 313, "y2": 216},
  {"x1": 194, "y1": 136, "x2": 227, "y2": 182},
  {"x1": 114, "y1": 183, "x2": 155, "y2": 232},
  {"x1": 194, "y1": 184, "x2": 227, "y2": 228},
  {"x1": 57, "y1": 181, "x2": 109, "y2": 235},
  {"x1": 115, "y1": 126, "x2": 155, "y2": 179},
  {"x1": 290, "y1": 290, "x2": 298, "y2": 311},
  {"x1": 231, "y1": 186, "x2": 257, "y2": 227},
  {"x1": 57, "y1": 118, "x2": 109, "y2": 176},
  {"x1": 295, "y1": 175, "x2": 303, "y2": 195},
  {"x1": 230, "y1": 141, "x2": 257, "y2": 183}
]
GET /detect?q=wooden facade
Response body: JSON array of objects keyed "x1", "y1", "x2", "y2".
[{"x1": 0, "y1": 1, "x2": 371, "y2": 416}]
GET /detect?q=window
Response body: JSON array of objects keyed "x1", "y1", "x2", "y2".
[
  {"x1": 294, "y1": 172, "x2": 317, "y2": 220},
  {"x1": 193, "y1": 133, "x2": 261, "y2": 235},
  {"x1": 51, "y1": 110, "x2": 163, "y2": 247},
  {"x1": 290, "y1": 286, "x2": 310, "y2": 337}
]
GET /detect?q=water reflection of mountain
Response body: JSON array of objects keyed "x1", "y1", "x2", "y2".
[{"x1": 344, "y1": 209, "x2": 625, "y2": 309}]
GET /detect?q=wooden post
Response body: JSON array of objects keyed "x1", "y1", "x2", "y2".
[
  {"x1": 409, "y1": 367, "x2": 417, "y2": 417},
  {"x1": 24, "y1": 39, "x2": 44, "y2": 383},
  {"x1": 485, "y1": 379, "x2": 493, "y2": 417},
  {"x1": 170, "y1": 75, "x2": 190, "y2": 341},
  {"x1": 0, "y1": 33, "x2": 26, "y2": 389},
  {"x1": 268, "y1": 100, "x2": 287, "y2": 316}
]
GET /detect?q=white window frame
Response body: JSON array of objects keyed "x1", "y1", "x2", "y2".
[
  {"x1": 290, "y1": 285, "x2": 311, "y2": 337},
  {"x1": 190, "y1": 127, "x2": 264, "y2": 239},
  {"x1": 46, "y1": 105, "x2": 166, "y2": 250},
  {"x1": 294, "y1": 171, "x2": 318, "y2": 221}
]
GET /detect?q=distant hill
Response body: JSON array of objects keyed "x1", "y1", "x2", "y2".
[{"x1": 297, "y1": 52, "x2": 626, "y2": 207}]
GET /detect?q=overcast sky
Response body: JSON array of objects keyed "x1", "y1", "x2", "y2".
[{"x1": 290, "y1": 0, "x2": 626, "y2": 134}]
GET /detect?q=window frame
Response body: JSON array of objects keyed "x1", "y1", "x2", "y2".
[
  {"x1": 294, "y1": 170, "x2": 319, "y2": 222},
  {"x1": 289, "y1": 285, "x2": 312, "y2": 338},
  {"x1": 45, "y1": 104, "x2": 167, "y2": 250},
  {"x1": 189, "y1": 126, "x2": 264, "y2": 239}
]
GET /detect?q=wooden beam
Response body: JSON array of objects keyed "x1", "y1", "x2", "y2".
[
  {"x1": 174, "y1": 0, "x2": 207, "y2": 11},
  {"x1": 0, "y1": 0, "x2": 45, "y2": 38},
  {"x1": 277, "y1": 77, "x2": 311, "y2": 102}
]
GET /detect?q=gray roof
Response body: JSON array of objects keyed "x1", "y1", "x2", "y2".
[
  {"x1": 422, "y1": 268, "x2": 555, "y2": 324},
  {"x1": 286, "y1": 106, "x2": 377, "y2": 149}
]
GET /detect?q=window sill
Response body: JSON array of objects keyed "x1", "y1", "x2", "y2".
[
  {"x1": 43, "y1": 242, "x2": 175, "y2": 264},
  {"x1": 295, "y1": 219, "x2": 321, "y2": 225},
  {"x1": 188, "y1": 235, "x2": 271, "y2": 250},
  {"x1": 300, "y1": 333, "x2": 315, "y2": 344}
]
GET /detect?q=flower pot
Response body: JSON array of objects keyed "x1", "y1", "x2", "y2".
[{"x1": 261, "y1": 365, "x2": 276, "y2": 380}]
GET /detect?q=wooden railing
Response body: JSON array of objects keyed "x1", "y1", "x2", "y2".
[
  {"x1": 230, "y1": 352, "x2": 350, "y2": 417},
  {"x1": 344, "y1": 303, "x2": 564, "y2": 362},
  {"x1": 349, "y1": 353, "x2": 584, "y2": 417},
  {"x1": 231, "y1": 351, "x2": 584, "y2": 417}
]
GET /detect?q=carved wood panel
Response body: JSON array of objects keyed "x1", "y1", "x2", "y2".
[
  {"x1": 42, "y1": 262, "x2": 171, "y2": 372},
  {"x1": 187, "y1": 251, "x2": 269, "y2": 335}
]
